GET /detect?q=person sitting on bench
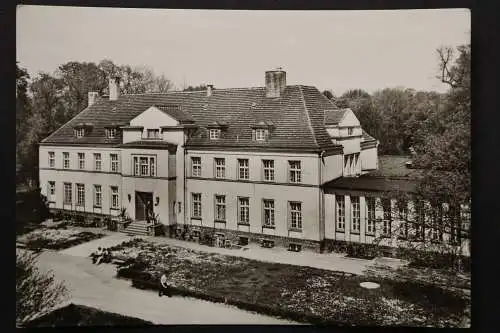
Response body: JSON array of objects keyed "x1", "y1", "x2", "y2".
[{"x1": 158, "y1": 272, "x2": 172, "y2": 297}]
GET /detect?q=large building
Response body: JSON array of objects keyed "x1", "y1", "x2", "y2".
[{"x1": 38, "y1": 69, "x2": 468, "y2": 254}]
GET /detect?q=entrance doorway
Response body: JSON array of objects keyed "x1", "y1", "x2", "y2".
[{"x1": 135, "y1": 191, "x2": 153, "y2": 221}]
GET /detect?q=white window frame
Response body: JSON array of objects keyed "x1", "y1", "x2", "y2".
[
  {"x1": 107, "y1": 128, "x2": 117, "y2": 138},
  {"x1": 215, "y1": 195, "x2": 226, "y2": 221},
  {"x1": 110, "y1": 154, "x2": 119, "y2": 173},
  {"x1": 48, "y1": 152, "x2": 55, "y2": 168},
  {"x1": 263, "y1": 199, "x2": 275, "y2": 227},
  {"x1": 63, "y1": 152, "x2": 70, "y2": 169},
  {"x1": 382, "y1": 198, "x2": 392, "y2": 237},
  {"x1": 289, "y1": 201, "x2": 302, "y2": 230},
  {"x1": 191, "y1": 157, "x2": 201, "y2": 177},
  {"x1": 48, "y1": 181, "x2": 55, "y2": 201},
  {"x1": 63, "y1": 182, "x2": 72, "y2": 204},
  {"x1": 215, "y1": 158, "x2": 226, "y2": 179},
  {"x1": 146, "y1": 128, "x2": 160, "y2": 139},
  {"x1": 289, "y1": 160, "x2": 302, "y2": 183},
  {"x1": 238, "y1": 197, "x2": 250, "y2": 224},
  {"x1": 397, "y1": 200, "x2": 409, "y2": 238},
  {"x1": 76, "y1": 183, "x2": 85, "y2": 206},
  {"x1": 209, "y1": 129, "x2": 221, "y2": 140},
  {"x1": 351, "y1": 196, "x2": 360, "y2": 232},
  {"x1": 238, "y1": 159, "x2": 249, "y2": 180},
  {"x1": 348, "y1": 127, "x2": 354, "y2": 136},
  {"x1": 366, "y1": 197, "x2": 376, "y2": 235},
  {"x1": 255, "y1": 129, "x2": 266, "y2": 141},
  {"x1": 336, "y1": 195, "x2": 345, "y2": 231},
  {"x1": 263, "y1": 159, "x2": 275, "y2": 182},
  {"x1": 75, "y1": 128, "x2": 85, "y2": 138},
  {"x1": 110, "y1": 186, "x2": 119, "y2": 209},
  {"x1": 192, "y1": 193, "x2": 202, "y2": 218},
  {"x1": 94, "y1": 185, "x2": 102, "y2": 208},
  {"x1": 94, "y1": 153, "x2": 101, "y2": 171},
  {"x1": 78, "y1": 153, "x2": 85, "y2": 170}
]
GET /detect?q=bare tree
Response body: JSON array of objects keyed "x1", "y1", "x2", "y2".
[{"x1": 16, "y1": 250, "x2": 68, "y2": 327}]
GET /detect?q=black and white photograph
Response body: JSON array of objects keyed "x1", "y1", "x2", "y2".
[{"x1": 16, "y1": 6, "x2": 471, "y2": 327}]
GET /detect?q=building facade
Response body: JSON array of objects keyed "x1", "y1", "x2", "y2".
[{"x1": 39, "y1": 69, "x2": 467, "y2": 255}]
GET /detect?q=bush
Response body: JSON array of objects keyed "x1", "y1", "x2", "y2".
[
  {"x1": 346, "y1": 243, "x2": 378, "y2": 260},
  {"x1": 53, "y1": 210, "x2": 64, "y2": 222},
  {"x1": 16, "y1": 188, "x2": 50, "y2": 226},
  {"x1": 106, "y1": 219, "x2": 117, "y2": 231}
]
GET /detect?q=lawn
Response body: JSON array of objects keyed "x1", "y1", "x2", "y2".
[
  {"x1": 22, "y1": 303, "x2": 153, "y2": 327},
  {"x1": 17, "y1": 226, "x2": 105, "y2": 251},
  {"x1": 109, "y1": 239, "x2": 469, "y2": 327}
]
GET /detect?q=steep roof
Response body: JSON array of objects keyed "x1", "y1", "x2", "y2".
[
  {"x1": 41, "y1": 85, "x2": 341, "y2": 152},
  {"x1": 324, "y1": 108, "x2": 348, "y2": 125}
]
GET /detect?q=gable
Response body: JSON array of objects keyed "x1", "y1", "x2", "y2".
[
  {"x1": 338, "y1": 109, "x2": 360, "y2": 127},
  {"x1": 130, "y1": 106, "x2": 180, "y2": 128}
]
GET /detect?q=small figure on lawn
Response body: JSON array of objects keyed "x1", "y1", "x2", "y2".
[
  {"x1": 158, "y1": 272, "x2": 172, "y2": 298},
  {"x1": 91, "y1": 247, "x2": 103, "y2": 264}
]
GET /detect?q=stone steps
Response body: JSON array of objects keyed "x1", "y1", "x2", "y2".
[{"x1": 123, "y1": 221, "x2": 150, "y2": 236}]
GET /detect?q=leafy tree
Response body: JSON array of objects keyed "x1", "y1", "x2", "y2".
[
  {"x1": 183, "y1": 84, "x2": 208, "y2": 92},
  {"x1": 16, "y1": 250, "x2": 68, "y2": 327},
  {"x1": 16, "y1": 63, "x2": 31, "y2": 145}
]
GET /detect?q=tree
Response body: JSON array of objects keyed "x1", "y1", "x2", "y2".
[
  {"x1": 16, "y1": 250, "x2": 68, "y2": 327},
  {"x1": 322, "y1": 89, "x2": 335, "y2": 100},
  {"x1": 183, "y1": 84, "x2": 207, "y2": 92},
  {"x1": 16, "y1": 63, "x2": 31, "y2": 145}
]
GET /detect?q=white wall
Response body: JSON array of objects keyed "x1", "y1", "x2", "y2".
[
  {"x1": 322, "y1": 153, "x2": 343, "y2": 184},
  {"x1": 361, "y1": 146, "x2": 378, "y2": 170}
]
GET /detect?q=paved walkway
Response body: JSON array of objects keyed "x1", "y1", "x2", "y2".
[{"x1": 30, "y1": 250, "x2": 297, "y2": 325}]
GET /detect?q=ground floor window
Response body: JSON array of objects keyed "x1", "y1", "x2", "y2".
[
  {"x1": 48, "y1": 181, "x2": 55, "y2": 197},
  {"x1": 263, "y1": 199, "x2": 275, "y2": 227},
  {"x1": 238, "y1": 197, "x2": 250, "y2": 224},
  {"x1": 215, "y1": 195, "x2": 226, "y2": 221},
  {"x1": 289, "y1": 201, "x2": 302, "y2": 230},
  {"x1": 382, "y1": 198, "x2": 392, "y2": 237},
  {"x1": 76, "y1": 184, "x2": 85, "y2": 206},
  {"x1": 110, "y1": 186, "x2": 119, "y2": 209},
  {"x1": 336, "y1": 195, "x2": 345, "y2": 231},
  {"x1": 366, "y1": 197, "x2": 375, "y2": 235},
  {"x1": 192, "y1": 193, "x2": 202, "y2": 218},
  {"x1": 63, "y1": 183, "x2": 72, "y2": 205},
  {"x1": 397, "y1": 200, "x2": 408, "y2": 238},
  {"x1": 351, "y1": 196, "x2": 360, "y2": 233},
  {"x1": 94, "y1": 185, "x2": 102, "y2": 207}
]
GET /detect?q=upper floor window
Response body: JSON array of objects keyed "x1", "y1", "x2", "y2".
[
  {"x1": 146, "y1": 129, "x2": 160, "y2": 139},
  {"x1": 262, "y1": 160, "x2": 275, "y2": 182},
  {"x1": 255, "y1": 129, "x2": 267, "y2": 141},
  {"x1": 191, "y1": 157, "x2": 201, "y2": 177},
  {"x1": 75, "y1": 128, "x2": 85, "y2": 138},
  {"x1": 366, "y1": 197, "x2": 376, "y2": 235},
  {"x1": 94, "y1": 153, "x2": 101, "y2": 171},
  {"x1": 289, "y1": 201, "x2": 302, "y2": 230},
  {"x1": 289, "y1": 160, "x2": 302, "y2": 183},
  {"x1": 63, "y1": 152, "x2": 70, "y2": 169},
  {"x1": 209, "y1": 129, "x2": 221, "y2": 140},
  {"x1": 351, "y1": 196, "x2": 360, "y2": 233},
  {"x1": 110, "y1": 154, "x2": 119, "y2": 173},
  {"x1": 48, "y1": 152, "x2": 55, "y2": 168},
  {"x1": 238, "y1": 159, "x2": 249, "y2": 180},
  {"x1": 214, "y1": 158, "x2": 226, "y2": 179},
  {"x1": 106, "y1": 128, "x2": 117, "y2": 138},
  {"x1": 336, "y1": 195, "x2": 345, "y2": 231},
  {"x1": 348, "y1": 127, "x2": 354, "y2": 136},
  {"x1": 133, "y1": 156, "x2": 156, "y2": 177},
  {"x1": 78, "y1": 153, "x2": 85, "y2": 170}
]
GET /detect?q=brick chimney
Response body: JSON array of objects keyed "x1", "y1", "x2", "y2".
[
  {"x1": 207, "y1": 84, "x2": 214, "y2": 97},
  {"x1": 265, "y1": 68, "x2": 286, "y2": 98},
  {"x1": 88, "y1": 91, "x2": 98, "y2": 107},
  {"x1": 109, "y1": 76, "x2": 120, "y2": 101}
]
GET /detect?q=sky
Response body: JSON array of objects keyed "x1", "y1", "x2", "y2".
[{"x1": 17, "y1": 6, "x2": 470, "y2": 94}]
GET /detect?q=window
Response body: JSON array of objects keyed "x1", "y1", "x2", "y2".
[
  {"x1": 150, "y1": 157, "x2": 155, "y2": 176},
  {"x1": 94, "y1": 185, "x2": 102, "y2": 207},
  {"x1": 140, "y1": 157, "x2": 148, "y2": 175},
  {"x1": 263, "y1": 160, "x2": 275, "y2": 182},
  {"x1": 192, "y1": 193, "x2": 202, "y2": 218},
  {"x1": 78, "y1": 153, "x2": 85, "y2": 170},
  {"x1": 215, "y1": 158, "x2": 225, "y2": 179},
  {"x1": 238, "y1": 159, "x2": 249, "y2": 180},
  {"x1": 63, "y1": 152, "x2": 70, "y2": 169},
  {"x1": 397, "y1": 200, "x2": 408, "y2": 238},
  {"x1": 110, "y1": 186, "x2": 119, "y2": 209},
  {"x1": 63, "y1": 183, "x2": 72, "y2": 205},
  {"x1": 48, "y1": 152, "x2": 55, "y2": 168},
  {"x1": 366, "y1": 197, "x2": 376, "y2": 234},
  {"x1": 75, "y1": 128, "x2": 85, "y2": 138},
  {"x1": 146, "y1": 129, "x2": 160, "y2": 139},
  {"x1": 76, "y1": 184, "x2": 85, "y2": 206},
  {"x1": 344, "y1": 155, "x2": 349, "y2": 175},
  {"x1": 106, "y1": 128, "x2": 117, "y2": 138},
  {"x1": 191, "y1": 157, "x2": 201, "y2": 177},
  {"x1": 336, "y1": 195, "x2": 345, "y2": 231},
  {"x1": 382, "y1": 199, "x2": 392, "y2": 236},
  {"x1": 351, "y1": 196, "x2": 360, "y2": 232},
  {"x1": 110, "y1": 154, "x2": 119, "y2": 173},
  {"x1": 415, "y1": 201, "x2": 425, "y2": 241},
  {"x1": 348, "y1": 127, "x2": 354, "y2": 136},
  {"x1": 447, "y1": 204, "x2": 460, "y2": 245},
  {"x1": 430, "y1": 203, "x2": 443, "y2": 243},
  {"x1": 263, "y1": 199, "x2": 275, "y2": 227},
  {"x1": 289, "y1": 161, "x2": 302, "y2": 183},
  {"x1": 215, "y1": 195, "x2": 226, "y2": 221},
  {"x1": 238, "y1": 197, "x2": 250, "y2": 224},
  {"x1": 132, "y1": 156, "x2": 156, "y2": 177},
  {"x1": 47, "y1": 181, "x2": 55, "y2": 201},
  {"x1": 255, "y1": 129, "x2": 266, "y2": 141},
  {"x1": 289, "y1": 201, "x2": 302, "y2": 230},
  {"x1": 94, "y1": 153, "x2": 101, "y2": 171},
  {"x1": 209, "y1": 129, "x2": 221, "y2": 140}
]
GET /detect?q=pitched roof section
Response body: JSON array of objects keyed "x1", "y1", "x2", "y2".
[
  {"x1": 324, "y1": 108, "x2": 348, "y2": 125},
  {"x1": 361, "y1": 130, "x2": 376, "y2": 142},
  {"x1": 41, "y1": 85, "x2": 343, "y2": 151}
]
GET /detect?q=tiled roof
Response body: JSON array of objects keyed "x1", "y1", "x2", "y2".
[
  {"x1": 324, "y1": 108, "x2": 348, "y2": 125},
  {"x1": 155, "y1": 104, "x2": 195, "y2": 123},
  {"x1": 361, "y1": 130, "x2": 377, "y2": 142},
  {"x1": 119, "y1": 140, "x2": 177, "y2": 149},
  {"x1": 41, "y1": 85, "x2": 342, "y2": 152}
]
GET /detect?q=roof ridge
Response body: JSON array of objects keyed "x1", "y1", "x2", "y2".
[{"x1": 298, "y1": 85, "x2": 319, "y2": 148}]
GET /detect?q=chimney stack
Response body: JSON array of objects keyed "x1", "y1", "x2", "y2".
[
  {"x1": 88, "y1": 91, "x2": 98, "y2": 107},
  {"x1": 265, "y1": 67, "x2": 286, "y2": 98},
  {"x1": 206, "y1": 84, "x2": 213, "y2": 97},
  {"x1": 109, "y1": 76, "x2": 120, "y2": 101}
]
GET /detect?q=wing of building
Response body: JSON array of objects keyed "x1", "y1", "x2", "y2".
[{"x1": 38, "y1": 68, "x2": 467, "y2": 255}]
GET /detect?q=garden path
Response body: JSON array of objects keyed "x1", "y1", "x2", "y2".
[
  {"x1": 32, "y1": 250, "x2": 298, "y2": 325},
  {"x1": 58, "y1": 233, "x2": 134, "y2": 257}
]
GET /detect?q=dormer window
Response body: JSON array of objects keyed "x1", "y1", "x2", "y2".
[
  {"x1": 348, "y1": 127, "x2": 354, "y2": 136},
  {"x1": 146, "y1": 129, "x2": 160, "y2": 139},
  {"x1": 255, "y1": 129, "x2": 267, "y2": 141},
  {"x1": 75, "y1": 128, "x2": 85, "y2": 138},
  {"x1": 106, "y1": 128, "x2": 117, "y2": 138},
  {"x1": 209, "y1": 129, "x2": 221, "y2": 140}
]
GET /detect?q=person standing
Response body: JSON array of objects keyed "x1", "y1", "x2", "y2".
[{"x1": 158, "y1": 272, "x2": 171, "y2": 297}]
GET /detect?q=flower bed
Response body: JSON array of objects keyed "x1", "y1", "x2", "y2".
[
  {"x1": 108, "y1": 239, "x2": 469, "y2": 327},
  {"x1": 18, "y1": 228, "x2": 105, "y2": 251}
]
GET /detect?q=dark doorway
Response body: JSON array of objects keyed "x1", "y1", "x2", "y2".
[{"x1": 135, "y1": 191, "x2": 153, "y2": 221}]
